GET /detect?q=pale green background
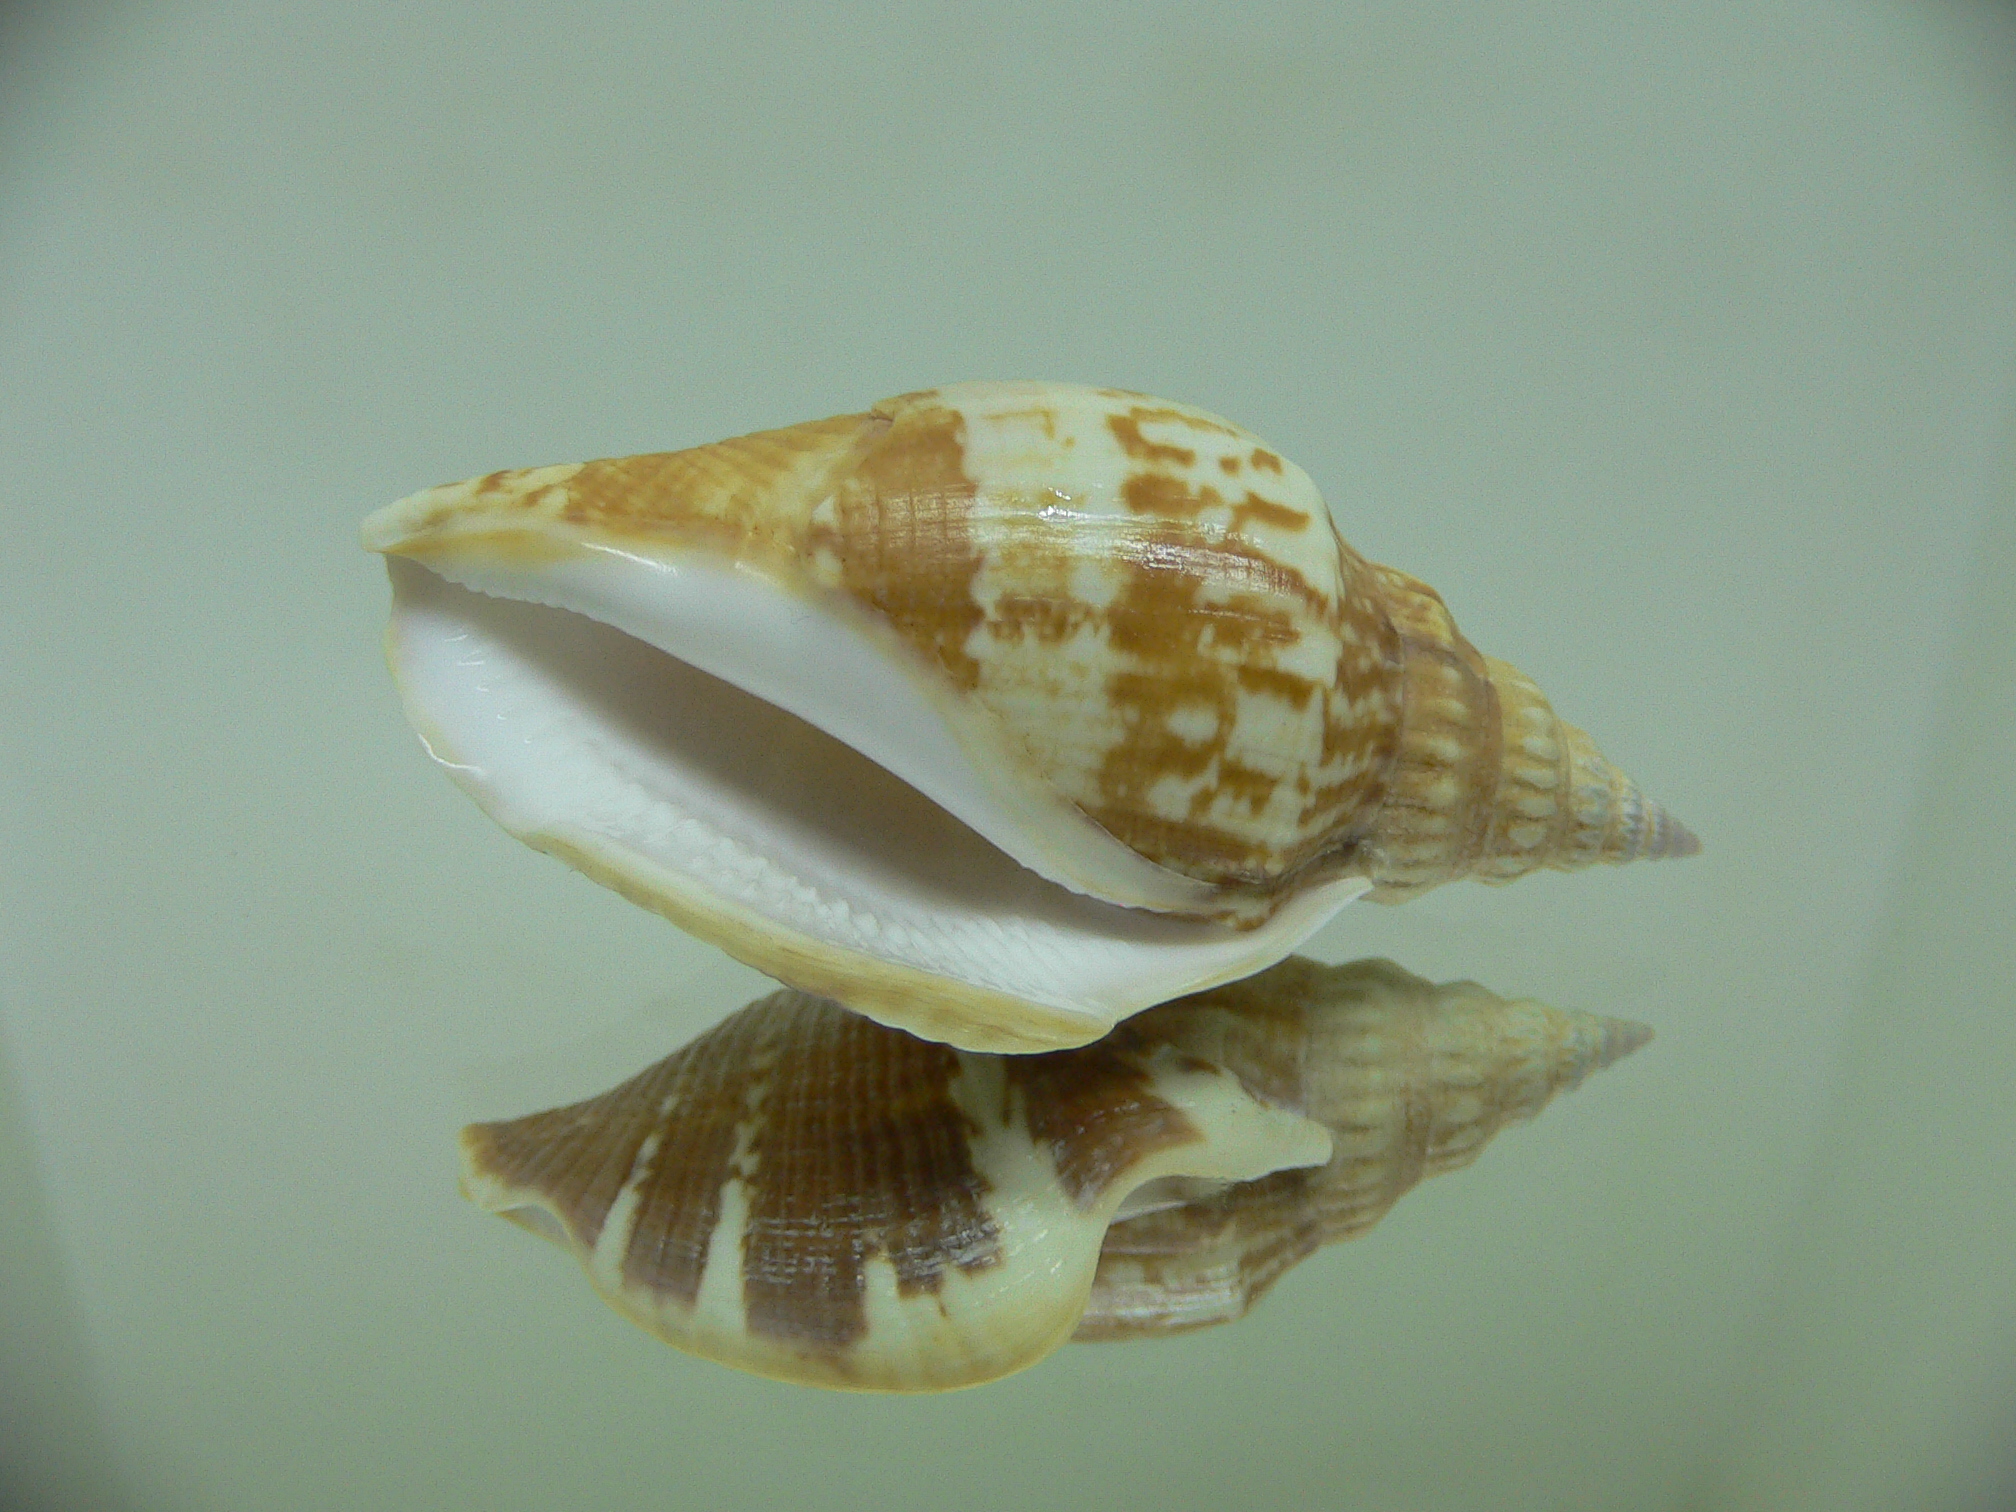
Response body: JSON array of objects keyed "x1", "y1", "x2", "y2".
[{"x1": 4, "y1": 3, "x2": 2013, "y2": 1509}]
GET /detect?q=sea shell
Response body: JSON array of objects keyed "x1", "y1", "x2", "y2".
[
  {"x1": 365, "y1": 381, "x2": 1693, "y2": 1051},
  {"x1": 460, "y1": 956, "x2": 1649, "y2": 1392}
]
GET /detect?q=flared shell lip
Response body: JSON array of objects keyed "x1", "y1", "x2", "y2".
[
  {"x1": 378, "y1": 617, "x2": 1090, "y2": 1050},
  {"x1": 365, "y1": 498, "x2": 1241, "y2": 922},
  {"x1": 376, "y1": 563, "x2": 1369, "y2": 1053}
]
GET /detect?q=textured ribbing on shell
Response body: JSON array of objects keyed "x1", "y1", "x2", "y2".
[
  {"x1": 1356, "y1": 569, "x2": 1696, "y2": 898},
  {"x1": 1077, "y1": 957, "x2": 1653, "y2": 1337}
]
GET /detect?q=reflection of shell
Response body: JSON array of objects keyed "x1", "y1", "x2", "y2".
[
  {"x1": 460, "y1": 957, "x2": 1649, "y2": 1392},
  {"x1": 1081, "y1": 957, "x2": 1652, "y2": 1338},
  {"x1": 365, "y1": 381, "x2": 1694, "y2": 1052}
]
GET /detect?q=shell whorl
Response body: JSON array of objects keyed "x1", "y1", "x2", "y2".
[
  {"x1": 459, "y1": 957, "x2": 1650, "y2": 1391},
  {"x1": 1079, "y1": 956, "x2": 1652, "y2": 1336},
  {"x1": 1356, "y1": 566, "x2": 1699, "y2": 900}
]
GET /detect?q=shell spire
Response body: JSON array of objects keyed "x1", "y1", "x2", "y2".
[
  {"x1": 1079, "y1": 956, "x2": 1654, "y2": 1336},
  {"x1": 1354, "y1": 565, "x2": 1698, "y2": 900}
]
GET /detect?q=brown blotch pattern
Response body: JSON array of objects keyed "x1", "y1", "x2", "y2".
[
  {"x1": 1117, "y1": 472, "x2": 1311, "y2": 536},
  {"x1": 1237, "y1": 662, "x2": 1320, "y2": 708},
  {"x1": 1075, "y1": 506, "x2": 1401, "y2": 891},
  {"x1": 1004, "y1": 1021, "x2": 1204, "y2": 1209},
  {"x1": 467, "y1": 991, "x2": 1004, "y2": 1355},
  {"x1": 738, "y1": 993, "x2": 1002, "y2": 1349},
  {"x1": 1106, "y1": 410, "x2": 1199, "y2": 468},
  {"x1": 814, "y1": 399, "x2": 988, "y2": 691},
  {"x1": 1300, "y1": 542, "x2": 1407, "y2": 837},
  {"x1": 923, "y1": 399, "x2": 1411, "y2": 899},
  {"x1": 1106, "y1": 402, "x2": 1245, "y2": 447},
  {"x1": 555, "y1": 413, "x2": 870, "y2": 557},
  {"x1": 989, "y1": 583, "x2": 1094, "y2": 648},
  {"x1": 1230, "y1": 494, "x2": 1312, "y2": 533},
  {"x1": 1084, "y1": 530, "x2": 1297, "y2": 874},
  {"x1": 854, "y1": 390, "x2": 1395, "y2": 905}
]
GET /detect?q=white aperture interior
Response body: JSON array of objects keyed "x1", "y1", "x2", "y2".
[
  {"x1": 384, "y1": 557, "x2": 1368, "y2": 1026},
  {"x1": 385, "y1": 537, "x2": 1228, "y2": 915}
]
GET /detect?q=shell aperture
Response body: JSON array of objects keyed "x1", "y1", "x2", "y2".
[
  {"x1": 364, "y1": 382, "x2": 1694, "y2": 1054},
  {"x1": 459, "y1": 957, "x2": 1649, "y2": 1392},
  {"x1": 381, "y1": 558, "x2": 1362, "y2": 1052}
]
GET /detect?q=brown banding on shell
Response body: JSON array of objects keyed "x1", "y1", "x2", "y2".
[
  {"x1": 460, "y1": 986, "x2": 1327, "y2": 1391},
  {"x1": 460, "y1": 956, "x2": 1648, "y2": 1391}
]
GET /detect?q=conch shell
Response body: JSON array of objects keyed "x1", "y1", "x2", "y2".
[
  {"x1": 460, "y1": 957, "x2": 1650, "y2": 1392},
  {"x1": 365, "y1": 382, "x2": 1693, "y2": 1050}
]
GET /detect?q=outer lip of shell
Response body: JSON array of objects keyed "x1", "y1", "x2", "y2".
[
  {"x1": 377, "y1": 557, "x2": 1366, "y2": 1052},
  {"x1": 364, "y1": 515, "x2": 1229, "y2": 919},
  {"x1": 457, "y1": 958, "x2": 1652, "y2": 1391}
]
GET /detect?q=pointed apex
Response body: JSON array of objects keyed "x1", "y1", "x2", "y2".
[
  {"x1": 1356, "y1": 576, "x2": 1699, "y2": 901},
  {"x1": 1556, "y1": 722, "x2": 1699, "y2": 870},
  {"x1": 1594, "y1": 1014, "x2": 1655, "y2": 1071},
  {"x1": 1535, "y1": 1004, "x2": 1655, "y2": 1097},
  {"x1": 1486, "y1": 666, "x2": 1701, "y2": 882},
  {"x1": 1656, "y1": 812, "x2": 1702, "y2": 859}
]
